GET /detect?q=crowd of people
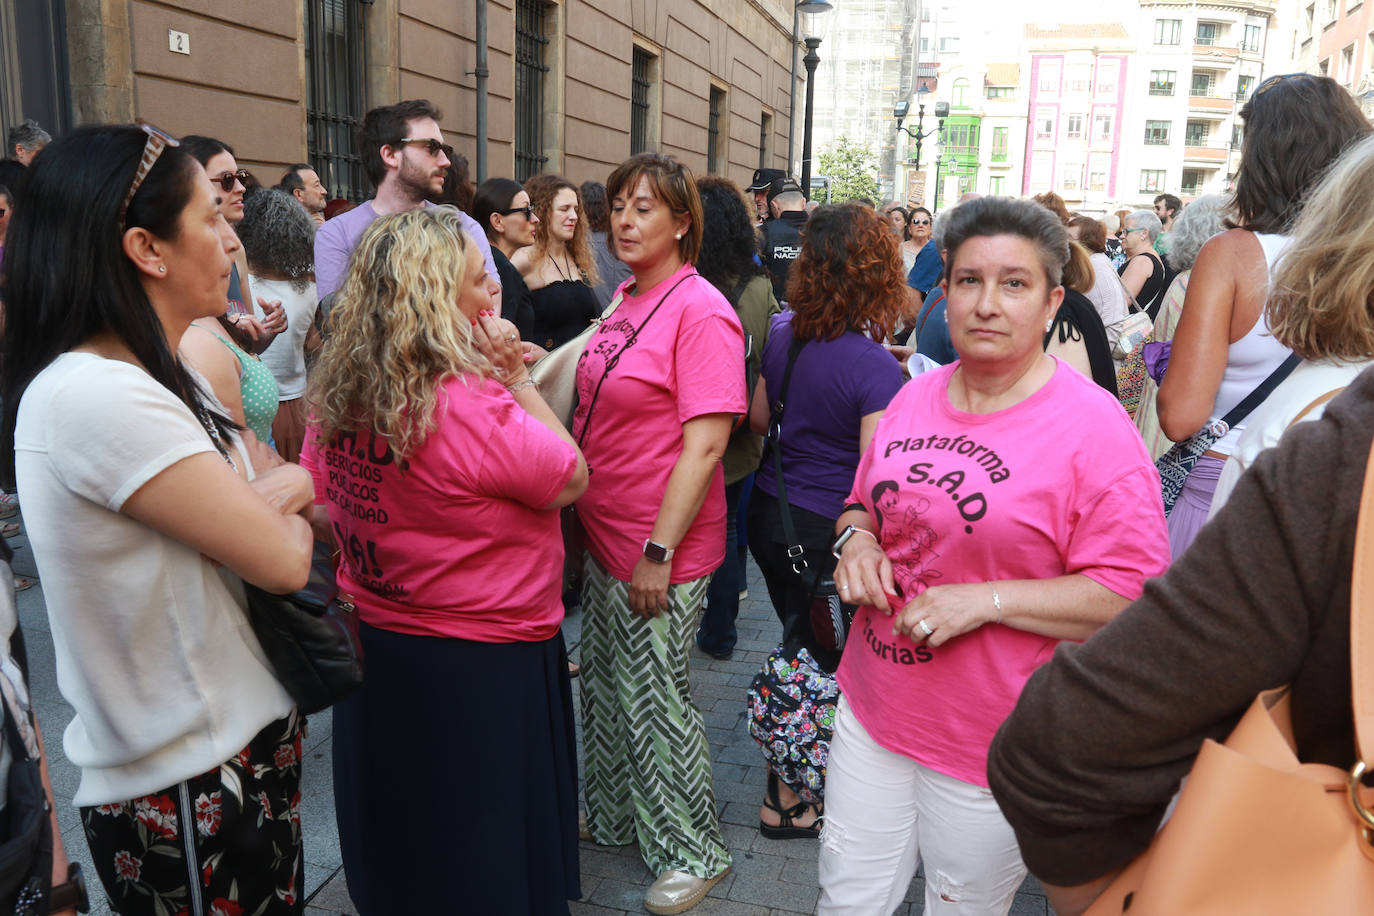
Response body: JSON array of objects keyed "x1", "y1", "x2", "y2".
[{"x1": 0, "y1": 69, "x2": 1372, "y2": 916}]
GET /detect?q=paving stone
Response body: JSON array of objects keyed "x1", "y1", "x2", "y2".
[{"x1": 726, "y1": 872, "x2": 819, "y2": 912}]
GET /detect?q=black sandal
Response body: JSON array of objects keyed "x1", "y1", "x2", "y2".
[{"x1": 759, "y1": 770, "x2": 823, "y2": 839}]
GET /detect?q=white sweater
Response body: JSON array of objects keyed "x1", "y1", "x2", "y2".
[{"x1": 14, "y1": 354, "x2": 292, "y2": 805}]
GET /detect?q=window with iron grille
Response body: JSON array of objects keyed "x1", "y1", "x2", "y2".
[
  {"x1": 515, "y1": 0, "x2": 549, "y2": 181},
  {"x1": 759, "y1": 112, "x2": 772, "y2": 168},
  {"x1": 305, "y1": 0, "x2": 368, "y2": 201},
  {"x1": 632, "y1": 48, "x2": 653, "y2": 154},
  {"x1": 707, "y1": 87, "x2": 724, "y2": 173},
  {"x1": 1185, "y1": 121, "x2": 1208, "y2": 146},
  {"x1": 1144, "y1": 120, "x2": 1171, "y2": 145}
]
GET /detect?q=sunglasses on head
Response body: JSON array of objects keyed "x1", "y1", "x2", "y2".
[
  {"x1": 121, "y1": 119, "x2": 181, "y2": 231},
  {"x1": 212, "y1": 170, "x2": 252, "y2": 192},
  {"x1": 499, "y1": 205, "x2": 534, "y2": 220},
  {"x1": 397, "y1": 137, "x2": 445, "y2": 156}
]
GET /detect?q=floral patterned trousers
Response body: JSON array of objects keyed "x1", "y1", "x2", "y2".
[{"x1": 80, "y1": 712, "x2": 305, "y2": 916}]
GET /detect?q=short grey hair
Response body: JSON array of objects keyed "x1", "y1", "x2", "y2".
[
  {"x1": 236, "y1": 188, "x2": 316, "y2": 292},
  {"x1": 1125, "y1": 209, "x2": 1163, "y2": 242},
  {"x1": 1167, "y1": 194, "x2": 1227, "y2": 272},
  {"x1": 940, "y1": 196, "x2": 1070, "y2": 287},
  {"x1": 7, "y1": 119, "x2": 50, "y2": 154}
]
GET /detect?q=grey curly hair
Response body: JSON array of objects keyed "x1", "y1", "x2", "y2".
[
  {"x1": 1166, "y1": 194, "x2": 1227, "y2": 272},
  {"x1": 236, "y1": 188, "x2": 316, "y2": 292}
]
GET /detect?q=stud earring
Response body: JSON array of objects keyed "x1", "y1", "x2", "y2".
[
  {"x1": 158, "y1": 266, "x2": 166, "y2": 273},
  {"x1": 674, "y1": 233, "x2": 682, "y2": 239}
]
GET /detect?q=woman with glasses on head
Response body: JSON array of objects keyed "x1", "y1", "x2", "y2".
[
  {"x1": 575, "y1": 153, "x2": 744, "y2": 916},
  {"x1": 2, "y1": 123, "x2": 315, "y2": 916},
  {"x1": 1116, "y1": 210, "x2": 1168, "y2": 319},
  {"x1": 473, "y1": 177, "x2": 538, "y2": 341},
  {"x1": 513, "y1": 175, "x2": 600, "y2": 352},
  {"x1": 1157, "y1": 74, "x2": 1370, "y2": 559}
]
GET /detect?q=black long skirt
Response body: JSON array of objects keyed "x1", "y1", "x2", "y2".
[{"x1": 333, "y1": 623, "x2": 581, "y2": 915}]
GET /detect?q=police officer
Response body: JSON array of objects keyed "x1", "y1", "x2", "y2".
[{"x1": 760, "y1": 177, "x2": 808, "y2": 303}]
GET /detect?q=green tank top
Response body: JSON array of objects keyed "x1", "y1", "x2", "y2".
[{"x1": 213, "y1": 331, "x2": 279, "y2": 444}]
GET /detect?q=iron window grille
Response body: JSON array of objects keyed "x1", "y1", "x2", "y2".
[
  {"x1": 305, "y1": 0, "x2": 369, "y2": 202},
  {"x1": 632, "y1": 48, "x2": 652, "y2": 154},
  {"x1": 515, "y1": 0, "x2": 549, "y2": 181},
  {"x1": 708, "y1": 87, "x2": 723, "y2": 173}
]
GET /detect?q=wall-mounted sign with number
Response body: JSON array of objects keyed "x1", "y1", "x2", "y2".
[{"x1": 168, "y1": 29, "x2": 190, "y2": 55}]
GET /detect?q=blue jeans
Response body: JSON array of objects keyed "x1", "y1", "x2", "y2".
[{"x1": 697, "y1": 478, "x2": 749, "y2": 656}]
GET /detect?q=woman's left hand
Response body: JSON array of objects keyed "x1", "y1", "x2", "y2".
[
  {"x1": 471, "y1": 310, "x2": 525, "y2": 383},
  {"x1": 892, "y1": 582, "x2": 998, "y2": 648},
  {"x1": 629, "y1": 556, "x2": 671, "y2": 619}
]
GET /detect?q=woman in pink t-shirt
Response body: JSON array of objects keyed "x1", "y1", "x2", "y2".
[
  {"x1": 300, "y1": 207, "x2": 589, "y2": 914},
  {"x1": 573, "y1": 154, "x2": 745, "y2": 916},
  {"x1": 822, "y1": 197, "x2": 1170, "y2": 914}
]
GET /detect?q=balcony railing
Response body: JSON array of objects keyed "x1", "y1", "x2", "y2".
[
  {"x1": 1188, "y1": 95, "x2": 1235, "y2": 114},
  {"x1": 1183, "y1": 145, "x2": 1229, "y2": 163},
  {"x1": 1193, "y1": 44, "x2": 1240, "y2": 64}
]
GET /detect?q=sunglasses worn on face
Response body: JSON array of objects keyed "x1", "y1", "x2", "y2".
[
  {"x1": 0, "y1": 209, "x2": 5, "y2": 219},
  {"x1": 120, "y1": 119, "x2": 181, "y2": 232},
  {"x1": 499, "y1": 206, "x2": 534, "y2": 220},
  {"x1": 397, "y1": 137, "x2": 444, "y2": 156},
  {"x1": 911, "y1": 218, "x2": 931, "y2": 226},
  {"x1": 212, "y1": 170, "x2": 252, "y2": 192}
]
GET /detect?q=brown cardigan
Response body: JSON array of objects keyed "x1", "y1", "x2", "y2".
[{"x1": 987, "y1": 365, "x2": 1374, "y2": 887}]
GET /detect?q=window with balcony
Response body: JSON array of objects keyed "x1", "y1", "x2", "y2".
[
  {"x1": 1140, "y1": 169, "x2": 1166, "y2": 192},
  {"x1": 1144, "y1": 120, "x2": 1171, "y2": 145},
  {"x1": 1097, "y1": 60, "x2": 1119, "y2": 95},
  {"x1": 1155, "y1": 18, "x2": 1182, "y2": 45},
  {"x1": 1066, "y1": 114, "x2": 1083, "y2": 139},
  {"x1": 1035, "y1": 108, "x2": 1055, "y2": 140},
  {"x1": 1243, "y1": 24, "x2": 1262, "y2": 52},
  {"x1": 1149, "y1": 70, "x2": 1176, "y2": 95},
  {"x1": 1093, "y1": 111, "x2": 1113, "y2": 142},
  {"x1": 1185, "y1": 121, "x2": 1208, "y2": 146},
  {"x1": 1181, "y1": 168, "x2": 1207, "y2": 196},
  {"x1": 991, "y1": 126, "x2": 1009, "y2": 161},
  {"x1": 1196, "y1": 22, "x2": 1221, "y2": 46},
  {"x1": 1087, "y1": 157, "x2": 1108, "y2": 191},
  {"x1": 1039, "y1": 61, "x2": 1061, "y2": 93},
  {"x1": 1191, "y1": 71, "x2": 1215, "y2": 96},
  {"x1": 1237, "y1": 74, "x2": 1255, "y2": 99},
  {"x1": 946, "y1": 122, "x2": 980, "y2": 154}
]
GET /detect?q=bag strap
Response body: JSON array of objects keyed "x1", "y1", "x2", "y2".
[
  {"x1": 1287, "y1": 387, "x2": 1345, "y2": 430},
  {"x1": 768, "y1": 336, "x2": 808, "y2": 573},
  {"x1": 1216, "y1": 353, "x2": 1301, "y2": 431},
  {"x1": 1351, "y1": 438, "x2": 1374, "y2": 764},
  {"x1": 577, "y1": 274, "x2": 690, "y2": 447}
]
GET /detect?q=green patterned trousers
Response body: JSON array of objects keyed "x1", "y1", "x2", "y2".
[{"x1": 580, "y1": 553, "x2": 732, "y2": 879}]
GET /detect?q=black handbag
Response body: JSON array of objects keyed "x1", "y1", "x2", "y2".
[
  {"x1": 243, "y1": 540, "x2": 365, "y2": 716},
  {"x1": 0, "y1": 627, "x2": 53, "y2": 916}
]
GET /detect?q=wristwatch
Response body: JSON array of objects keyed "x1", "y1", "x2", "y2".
[
  {"x1": 49, "y1": 863, "x2": 90, "y2": 914},
  {"x1": 643, "y1": 539, "x2": 676, "y2": 563},
  {"x1": 832, "y1": 525, "x2": 877, "y2": 560}
]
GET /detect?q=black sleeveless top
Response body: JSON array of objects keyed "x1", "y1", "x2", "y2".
[
  {"x1": 1045, "y1": 289, "x2": 1118, "y2": 397},
  {"x1": 530, "y1": 279, "x2": 599, "y2": 351},
  {"x1": 1121, "y1": 252, "x2": 1168, "y2": 320}
]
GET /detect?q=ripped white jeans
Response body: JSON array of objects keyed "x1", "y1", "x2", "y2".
[{"x1": 816, "y1": 696, "x2": 1026, "y2": 915}]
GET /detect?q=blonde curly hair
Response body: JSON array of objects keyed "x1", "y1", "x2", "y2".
[{"x1": 307, "y1": 206, "x2": 491, "y2": 460}]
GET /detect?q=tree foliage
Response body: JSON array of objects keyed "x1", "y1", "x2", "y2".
[{"x1": 816, "y1": 137, "x2": 880, "y2": 204}]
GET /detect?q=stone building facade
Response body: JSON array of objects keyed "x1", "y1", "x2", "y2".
[{"x1": 2, "y1": 0, "x2": 799, "y2": 197}]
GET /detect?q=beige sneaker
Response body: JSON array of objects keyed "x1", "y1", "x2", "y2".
[{"x1": 642, "y1": 867, "x2": 730, "y2": 915}]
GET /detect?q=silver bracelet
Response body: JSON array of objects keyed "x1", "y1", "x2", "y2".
[
  {"x1": 991, "y1": 586, "x2": 1003, "y2": 624},
  {"x1": 506, "y1": 378, "x2": 536, "y2": 394}
]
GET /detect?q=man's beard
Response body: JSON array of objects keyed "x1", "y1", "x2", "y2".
[{"x1": 397, "y1": 155, "x2": 440, "y2": 202}]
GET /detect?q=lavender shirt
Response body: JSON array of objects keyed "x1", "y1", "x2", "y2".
[{"x1": 313, "y1": 201, "x2": 498, "y2": 298}]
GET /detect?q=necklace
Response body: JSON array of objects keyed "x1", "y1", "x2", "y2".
[{"x1": 550, "y1": 252, "x2": 576, "y2": 283}]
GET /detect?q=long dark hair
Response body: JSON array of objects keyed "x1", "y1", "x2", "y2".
[
  {"x1": 695, "y1": 176, "x2": 763, "y2": 297},
  {"x1": 471, "y1": 177, "x2": 524, "y2": 242},
  {"x1": 0, "y1": 125, "x2": 233, "y2": 480},
  {"x1": 1232, "y1": 74, "x2": 1370, "y2": 234}
]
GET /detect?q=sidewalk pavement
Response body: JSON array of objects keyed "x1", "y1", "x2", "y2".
[{"x1": 13, "y1": 521, "x2": 1050, "y2": 915}]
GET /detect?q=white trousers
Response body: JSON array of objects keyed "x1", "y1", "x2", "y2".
[{"x1": 816, "y1": 696, "x2": 1027, "y2": 915}]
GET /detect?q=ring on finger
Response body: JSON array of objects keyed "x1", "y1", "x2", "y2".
[{"x1": 917, "y1": 618, "x2": 934, "y2": 637}]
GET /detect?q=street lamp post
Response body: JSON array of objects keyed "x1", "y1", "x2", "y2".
[
  {"x1": 800, "y1": 37, "x2": 822, "y2": 200},
  {"x1": 786, "y1": 0, "x2": 833, "y2": 175},
  {"x1": 933, "y1": 130, "x2": 945, "y2": 213}
]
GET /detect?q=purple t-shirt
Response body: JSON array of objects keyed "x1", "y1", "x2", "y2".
[
  {"x1": 313, "y1": 200, "x2": 498, "y2": 298},
  {"x1": 755, "y1": 312, "x2": 904, "y2": 519}
]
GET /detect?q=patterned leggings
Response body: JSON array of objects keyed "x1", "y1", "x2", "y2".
[
  {"x1": 579, "y1": 553, "x2": 731, "y2": 880},
  {"x1": 80, "y1": 713, "x2": 305, "y2": 916}
]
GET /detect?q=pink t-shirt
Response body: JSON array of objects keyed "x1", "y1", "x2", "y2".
[
  {"x1": 299, "y1": 374, "x2": 578, "y2": 643},
  {"x1": 572, "y1": 263, "x2": 746, "y2": 583},
  {"x1": 837, "y1": 359, "x2": 1170, "y2": 785}
]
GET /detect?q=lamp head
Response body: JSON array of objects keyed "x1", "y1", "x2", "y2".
[
  {"x1": 935, "y1": 100, "x2": 950, "y2": 119},
  {"x1": 916, "y1": 85, "x2": 932, "y2": 100},
  {"x1": 894, "y1": 100, "x2": 910, "y2": 120},
  {"x1": 796, "y1": 0, "x2": 833, "y2": 12}
]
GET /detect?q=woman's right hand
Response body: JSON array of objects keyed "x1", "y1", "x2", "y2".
[
  {"x1": 833, "y1": 535, "x2": 896, "y2": 614},
  {"x1": 471, "y1": 310, "x2": 526, "y2": 384}
]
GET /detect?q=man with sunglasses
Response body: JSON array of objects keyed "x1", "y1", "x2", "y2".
[{"x1": 314, "y1": 99, "x2": 499, "y2": 301}]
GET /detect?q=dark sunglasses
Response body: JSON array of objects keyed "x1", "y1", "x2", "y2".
[
  {"x1": 0, "y1": 209, "x2": 5, "y2": 219},
  {"x1": 499, "y1": 205, "x2": 534, "y2": 220},
  {"x1": 211, "y1": 169, "x2": 252, "y2": 192},
  {"x1": 121, "y1": 119, "x2": 181, "y2": 231},
  {"x1": 397, "y1": 137, "x2": 445, "y2": 156},
  {"x1": 910, "y1": 218, "x2": 931, "y2": 226}
]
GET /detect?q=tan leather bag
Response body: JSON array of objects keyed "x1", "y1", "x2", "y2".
[
  {"x1": 1086, "y1": 442, "x2": 1374, "y2": 915},
  {"x1": 528, "y1": 291, "x2": 621, "y2": 428}
]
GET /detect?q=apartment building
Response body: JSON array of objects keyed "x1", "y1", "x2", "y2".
[
  {"x1": 1276, "y1": 0, "x2": 1374, "y2": 114},
  {"x1": 1021, "y1": 23, "x2": 1135, "y2": 211},
  {"x1": 1131, "y1": 0, "x2": 1273, "y2": 204},
  {"x1": 918, "y1": 61, "x2": 1027, "y2": 206},
  {"x1": 0, "y1": 0, "x2": 798, "y2": 198}
]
